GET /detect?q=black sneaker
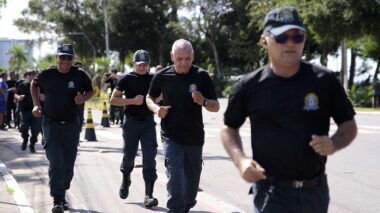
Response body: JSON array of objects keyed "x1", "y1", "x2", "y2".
[
  {"x1": 29, "y1": 145, "x2": 36, "y2": 153},
  {"x1": 52, "y1": 204, "x2": 64, "y2": 213},
  {"x1": 185, "y1": 200, "x2": 197, "y2": 212},
  {"x1": 21, "y1": 142, "x2": 27, "y2": 151},
  {"x1": 63, "y1": 198, "x2": 69, "y2": 210},
  {"x1": 119, "y1": 174, "x2": 131, "y2": 199},
  {"x1": 143, "y1": 195, "x2": 158, "y2": 208}
]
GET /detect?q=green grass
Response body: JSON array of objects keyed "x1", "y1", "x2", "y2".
[
  {"x1": 86, "y1": 93, "x2": 109, "y2": 110},
  {"x1": 7, "y1": 187, "x2": 15, "y2": 194}
]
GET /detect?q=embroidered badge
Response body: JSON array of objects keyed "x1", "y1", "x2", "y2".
[
  {"x1": 303, "y1": 92, "x2": 319, "y2": 111},
  {"x1": 189, "y1": 84, "x2": 197, "y2": 93},
  {"x1": 68, "y1": 81, "x2": 75, "y2": 89}
]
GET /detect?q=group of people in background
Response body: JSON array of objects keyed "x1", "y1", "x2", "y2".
[
  {"x1": 1, "y1": 5, "x2": 361, "y2": 213},
  {"x1": 0, "y1": 70, "x2": 42, "y2": 152}
]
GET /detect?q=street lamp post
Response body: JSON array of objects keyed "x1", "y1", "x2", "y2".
[{"x1": 103, "y1": 0, "x2": 110, "y2": 59}]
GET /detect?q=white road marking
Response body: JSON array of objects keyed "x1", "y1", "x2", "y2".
[
  {"x1": 0, "y1": 161, "x2": 35, "y2": 213},
  {"x1": 93, "y1": 129, "x2": 247, "y2": 212}
]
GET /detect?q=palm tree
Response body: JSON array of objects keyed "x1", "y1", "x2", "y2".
[{"x1": 7, "y1": 45, "x2": 29, "y2": 72}]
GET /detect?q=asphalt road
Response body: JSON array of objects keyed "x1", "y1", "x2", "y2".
[{"x1": 0, "y1": 98, "x2": 379, "y2": 213}]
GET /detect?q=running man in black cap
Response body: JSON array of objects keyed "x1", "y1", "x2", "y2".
[
  {"x1": 110, "y1": 49, "x2": 159, "y2": 208},
  {"x1": 221, "y1": 6, "x2": 357, "y2": 213},
  {"x1": 31, "y1": 44, "x2": 94, "y2": 213}
]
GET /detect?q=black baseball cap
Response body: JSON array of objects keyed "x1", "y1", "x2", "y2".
[
  {"x1": 133, "y1": 50, "x2": 150, "y2": 65},
  {"x1": 264, "y1": 6, "x2": 306, "y2": 36},
  {"x1": 57, "y1": 44, "x2": 75, "y2": 56}
]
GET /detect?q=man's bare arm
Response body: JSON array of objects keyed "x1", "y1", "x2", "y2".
[
  {"x1": 110, "y1": 89, "x2": 143, "y2": 106},
  {"x1": 30, "y1": 80, "x2": 40, "y2": 107},
  {"x1": 204, "y1": 99, "x2": 220, "y2": 112},
  {"x1": 310, "y1": 119, "x2": 357, "y2": 156},
  {"x1": 220, "y1": 125, "x2": 266, "y2": 182},
  {"x1": 146, "y1": 95, "x2": 171, "y2": 118},
  {"x1": 331, "y1": 119, "x2": 357, "y2": 151},
  {"x1": 30, "y1": 80, "x2": 41, "y2": 117}
]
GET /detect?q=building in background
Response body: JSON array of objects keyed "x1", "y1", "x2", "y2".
[{"x1": 0, "y1": 38, "x2": 34, "y2": 69}]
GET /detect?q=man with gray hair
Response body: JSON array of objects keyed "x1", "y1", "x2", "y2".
[{"x1": 147, "y1": 39, "x2": 220, "y2": 212}]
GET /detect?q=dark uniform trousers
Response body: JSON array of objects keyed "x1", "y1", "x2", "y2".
[
  {"x1": 163, "y1": 140, "x2": 203, "y2": 213},
  {"x1": 20, "y1": 111, "x2": 41, "y2": 144},
  {"x1": 120, "y1": 115, "x2": 157, "y2": 182},
  {"x1": 253, "y1": 174, "x2": 329, "y2": 213},
  {"x1": 42, "y1": 116, "x2": 80, "y2": 198}
]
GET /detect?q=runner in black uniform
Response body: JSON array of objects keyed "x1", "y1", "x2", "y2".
[
  {"x1": 221, "y1": 6, "x2": 357, "y2": 213},
  {"x1": 110, "y1": 49, "x2": 159, "y2": 208},
  {"x1": 15, "y1": 70, "x2": 41, "y2": 153},
  {"x1": 147, "y1": 39, "x2": 220, "y2": 213},
  {"x1": 31, "y1": 44, "x2": 94, "y2": 213},
  {"x1": 5, "y1": 71, "x2": 17, "y2": 128}
]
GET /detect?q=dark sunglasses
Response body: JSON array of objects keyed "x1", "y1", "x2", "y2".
[
  {"x1": 272, "y1": 33, "x2": 305, "y2": 44},
  {"x1": 58, "y1": 55, "x2": 74, "y2": 61}
]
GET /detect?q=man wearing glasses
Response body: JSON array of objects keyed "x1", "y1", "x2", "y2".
[
  {"x1": 31, "y1": 44, "x2": 94, "y2": 213},
  {"x1": 221, "y1": 6, "x2": 357, "y2": 213}
]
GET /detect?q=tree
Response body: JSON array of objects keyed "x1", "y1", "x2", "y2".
[
  {"x1": 107, "y1": 0, "x2": 177, "y2": 69},
  {"x1": 0, "y1": 0, "x2": 6, "y2": 17},
  {"x1": 7, "y1": 45, "x2": 29, "y2": 72},
  {"x1": 15, "y1": 0, "x2": 105, "y2": 68}
]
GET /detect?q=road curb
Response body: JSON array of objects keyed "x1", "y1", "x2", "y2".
[{"x1": 0, "y1": 161, "x2": 34, "y2": 213}]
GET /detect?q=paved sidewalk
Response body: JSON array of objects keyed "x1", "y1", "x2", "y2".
[
  {"x1": 0, "y1": 163, "x2": 21, "y2": 213},
  {"x1": 1, "y1": 129, "x2": 35, "y2": 213}
]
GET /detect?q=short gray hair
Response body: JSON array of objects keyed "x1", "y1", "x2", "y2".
[{"x1": 171, "y1": 39, "x2": 194, "y2": 54}]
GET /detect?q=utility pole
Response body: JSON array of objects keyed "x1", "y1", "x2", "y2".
[{"x1": 103, "y1": 0, "x2": 110, "y2": 59}]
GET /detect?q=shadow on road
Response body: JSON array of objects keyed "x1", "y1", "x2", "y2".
[
  {"x1": 125, "y1": 202, "x2": 167, "y2": 212},
  {"x1": 67, "y1": 208, "x2": 102, "y2": 213}
]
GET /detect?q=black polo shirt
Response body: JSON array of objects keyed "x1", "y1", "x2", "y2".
[
  {"x1": 33, "y1": 66, "x2": 93, "y2": 121},
  {"x1": 115, "y1": 71, "x2": 153, "y2": 118},
  {"x1": 224, "y1": 61, "x2": 355, "y2": 180},
  {"x1": 149, "y1": 65, "x2": 217, "y2": 146},
  {"x1": 16, "y1": 81, "x2": 33, "y2": 112}
]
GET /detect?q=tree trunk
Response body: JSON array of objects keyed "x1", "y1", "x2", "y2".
[
  {"x1": 373, "y1": 58, "x2": 380, "y2": 82},
  {"x1": 208, "y1": 39, "x2": 221, "y2": 79},
  {"x1": 348, "y1": 48, "x2": 357, "y2": 89},
  {"x1": 319, "y1": 53, "x2": 328, "y2": 67},
  {"x1": 119, "y1": 51, "x2": 126, "y2": 73},
  {"x1": 158, "y1": 41, "x2": 164, "y2": 66}
]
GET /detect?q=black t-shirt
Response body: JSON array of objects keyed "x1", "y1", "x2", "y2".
[
  {"x1": 224, "y1": 62, "x2": 355, "y2": 180},
  {"x1": 16, "y1": 81, "x2": 33, "y2": 112},
  {"x1": 105, "y1": 76, "x2": 118, "y2": 92},
  {"x1": 115, "y1": 72, "x2": 153, "y2": 117},
  {"x1": 33, "y1": 66, "x2": 93, "y2": 121},
  {"x1": 6, "y1": 79, "x2": 17, "y2": 103},
  {"x1": 149, "y1": 65, "x2": 217, "y2": 146}
]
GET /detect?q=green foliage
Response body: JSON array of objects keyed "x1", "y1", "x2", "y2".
[
  {"x1": 6, "y1": 45, "x2": 30, "y2": 72},
  {"x1": 348, "y1": 84, "x2": 374, "y2": 107},
  {"x1": 0, "y1": 0, "x2": 6, "y2": 8},
  {"x1": 36, "y1": 54, "x2": 56, "y2": 70},
  {"x1": 222, "y1": 80, "x2": 235, "y2": 98}
]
